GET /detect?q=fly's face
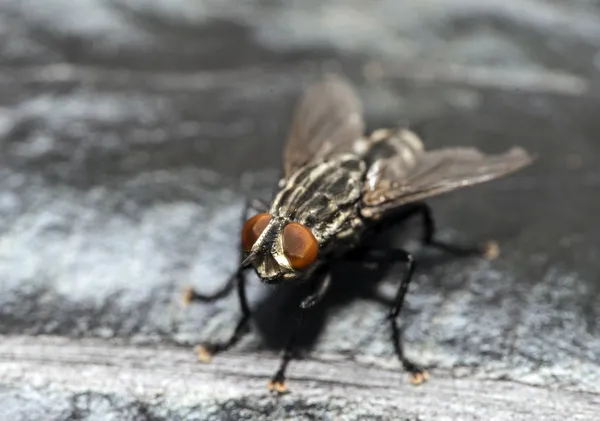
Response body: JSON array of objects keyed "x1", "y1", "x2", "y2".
[{"x1": 241, "y1": 212, "x2": 319, "y2": 284}]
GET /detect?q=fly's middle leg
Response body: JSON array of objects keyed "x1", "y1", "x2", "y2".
[{"x1": 357, "y1": 247, "x2": 428, "y2": 384}]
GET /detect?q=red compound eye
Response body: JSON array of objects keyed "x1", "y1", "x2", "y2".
[
  {"x1": 282, "y1": 222, "x2": 318, "y2": 270},
  {"x1": 241, "y1": 213, "x2": 272, "y2": 252}
]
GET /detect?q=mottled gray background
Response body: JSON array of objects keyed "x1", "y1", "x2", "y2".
[{"x1": 0, "y1": 1, "x2": 599, "y2": 420}]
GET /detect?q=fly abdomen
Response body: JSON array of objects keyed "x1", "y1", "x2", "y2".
[{"x1": 363, "y1": 129, "x2": 424, "y2": 181}]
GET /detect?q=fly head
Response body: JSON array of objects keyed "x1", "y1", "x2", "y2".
[{"x1": 240, "y1": 212, "x2": 319, "y2": 284}]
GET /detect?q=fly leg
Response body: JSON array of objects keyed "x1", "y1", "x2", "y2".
[
  {"x1": 268, "y1": 310, "x2": 303, "y2": 394},
  {"x1": 359, "y1": 247, "x2": 428, "y2": 384},
  {"x1": 403, "y1": 202, "x2": 499, "y2": 259},
  {"x1": 182, "y1": 197, "x2": 264, "y2": 361},
  {"x1": 182, "y1": 196, "x2": 266, "y2": 306},
  {"x1": 268, "y1": 272, "x2": 332, "y2": 394},
  {"x1": 299, "y1": 272, "x2": 332, "y2": 309},
  {"x1": 181, "y1": 270, "x2": 237, "y2": 306},
  {"x1": 193, "y1": 267, "x2": 252, "y2": 362}
]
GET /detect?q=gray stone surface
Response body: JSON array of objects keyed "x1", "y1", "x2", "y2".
[
  {"x1": 0, "y1": 1, "x2": 599, "y2": 419},
  {"x1": 2, "y1": 336, "x2": 599, "y2": 421}
]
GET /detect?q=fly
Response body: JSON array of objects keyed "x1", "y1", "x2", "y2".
[{"x1": 183, "y1": 74, "x2": 534, "y2": 393}]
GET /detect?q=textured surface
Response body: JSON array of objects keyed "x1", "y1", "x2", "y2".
[
  {"x1": 1, "y1": 336, "x2": 599, "y2": 421},
  {"x1": 0, "y1": 1, "x2": 599, "y2": 420}
]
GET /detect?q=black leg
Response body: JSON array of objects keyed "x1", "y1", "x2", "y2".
[
  {"x1": 359, "y1": 247, "x2": 428, "y2": 384},
  {"x1": 300, "y1": 273, "x2": 332, "y2": 309},
  {"x1": 181, "y1": 271, "x2": 237, "y2": 305},
  {"x1": 398, "y1": 203, "x2": 499, "y2": 259},
  {"x1": 268, "y1": 272, "x2": 331, "y2": 393},
  {"x1": 268, "y1": 309, "x2": 303, "y2": 394},
  {"x1": 195, "y1": 267, "x2": 252, "y2": 362},
  {"x1": 182, "y1": 196, "x2": 265, "y2": 305},
  {"x1": 343, "y1": 202, "x2": 495, "y2": 384},
  {"x1": 183, "y1": 197, "x2": 261, "y2": 362}
]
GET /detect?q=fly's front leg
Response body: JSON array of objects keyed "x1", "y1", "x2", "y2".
[
  {"x1": 181, "y1": 272, "x2": 236, "y2": 306},
  {"x1": 268, "y1": 310, "x2": 303, "y2": 394},
  {"x1": 404, "y1": 203, "x2": 499, "y2": 260},
  {"x1": 182, "y1": 196, "x2": 267, "y2": 306},
  {"x1": 182, "y1": 197, "x2": 264, "y2": 361},
  {"x1": 300, "y1": 273, "x2": 332, "y2": 309},
  {"x1": 193, "y1": 266, "x2": 253, "y2": 362},
  {"x1": 268, "y1": 272, "x2": 332, "y2": 394}
]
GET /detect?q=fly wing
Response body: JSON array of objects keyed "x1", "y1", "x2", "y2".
[
  {"x1": 360, "y1": 129, "x2": 534, "y2": 218},
  {"x1": 282, "y1": 74, "x2": 366, "y2": 179}
]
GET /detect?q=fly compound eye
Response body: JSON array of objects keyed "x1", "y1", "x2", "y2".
[
  {"x1": 241, "y1": 213, "x2": 272, "y2": 251},
  {"x1": 282, "y1": 222, "x2": 318, "y2": 270}
]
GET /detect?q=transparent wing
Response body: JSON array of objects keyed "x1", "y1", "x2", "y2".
[
  {"x1": 360, "y1": 129, "x2": 534, "y2": 218},
  {"x1": 282, "y1": 74, "x2": 366, "y2": 179}
]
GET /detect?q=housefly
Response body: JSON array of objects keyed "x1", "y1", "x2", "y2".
[{"x1": 183, "y1": 74, "x2": 534, "y2": 393}]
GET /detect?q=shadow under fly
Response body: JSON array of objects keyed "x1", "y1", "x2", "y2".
[
  {"x1": 248, "y1": 209, "x2": 477, "y2": 355},
  {"x1": 182, "y1": 74, "x2": 534, "y2": 393}
]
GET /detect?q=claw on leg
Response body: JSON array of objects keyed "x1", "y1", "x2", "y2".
[
  {"x1": 195, "y1": 345, "x2": 213, "y2": 363},
  {"x1": 181, "y1": 286, "x2": 195, "y2": 306},
  {"x1": 268, "y1": 375, "x2": 288, "y2": 394},
  {"x1": 482, "y1": 240, "x2": 500, "y2": 260},
  {"x1": 408, "y1": 369, "x2": 429, "y2": 385}
]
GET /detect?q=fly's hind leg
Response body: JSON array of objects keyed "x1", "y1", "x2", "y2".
[{"x1": 403, "y1": 202, "x2": 499, "y2": 260}]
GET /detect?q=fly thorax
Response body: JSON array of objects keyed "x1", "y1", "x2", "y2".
[{"x1": 270, "y1": 154, "x2": 366, "y2": 247}]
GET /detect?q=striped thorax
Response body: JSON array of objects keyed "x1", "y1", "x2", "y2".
[{"x1": 244, "y1": 154, "x2": 366, "y2": 283}]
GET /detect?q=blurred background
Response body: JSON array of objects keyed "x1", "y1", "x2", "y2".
[{"x1": 0, "y1": 1, "x2": 599, "y2": 420}]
